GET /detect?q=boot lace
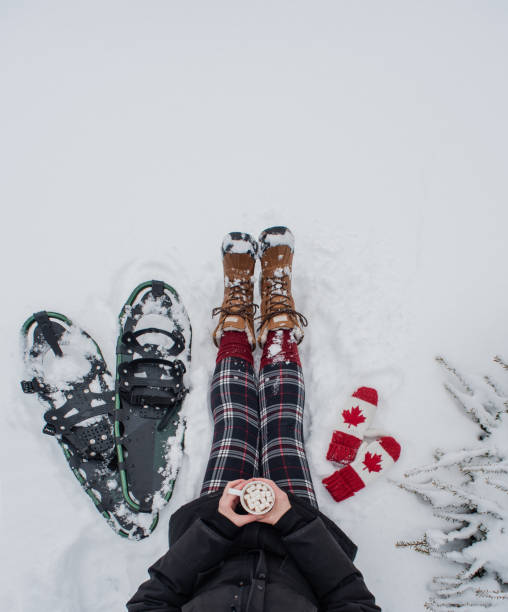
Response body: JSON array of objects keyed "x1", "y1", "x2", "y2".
[
  {"x1": 212, "y1": 277, "x2": 258, "y2": 320},
  {"x1": 256, "y1": 274, "x2": 308, "y2": 331}
]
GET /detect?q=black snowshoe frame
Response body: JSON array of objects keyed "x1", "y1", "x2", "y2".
[
  {"x1": 114, "y1": 280, "x2": 191, "y2": 513},
  {"x1": 20, "y1": 311, "x2": 143, "y2": 538}
]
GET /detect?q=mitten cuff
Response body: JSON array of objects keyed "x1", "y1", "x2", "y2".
[
  {"x1": 322, "y1": 465, "x2": 365, "y2": 502},
  {"x1": 326, "y1": 431, "x2": 362, "y2": 464}
]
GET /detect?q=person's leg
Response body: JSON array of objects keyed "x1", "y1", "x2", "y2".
[
  {"x1": 201, "y1": 232, "x2": 260, "y2": 495},
  {"x1": 259, "y1": 330, "x2": 317, "y2": 508},
  {"x1": 256, "y1": 226, "x2": 317, "y2": 508},
  {"x1": 200, "y1": 332, "x2": 259, "y2": 494}
]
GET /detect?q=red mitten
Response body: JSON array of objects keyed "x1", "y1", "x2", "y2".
[
  {"x1": 326, "y1": 387, "x2": 378, "y2": 466},
  {"x1": 322, "y1": 436, "x2": 401, "y2": 502}
]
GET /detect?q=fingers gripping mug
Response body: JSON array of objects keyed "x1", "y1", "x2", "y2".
[{"x1": 228, "y1": 480, "x2": 275, "y2": 515}]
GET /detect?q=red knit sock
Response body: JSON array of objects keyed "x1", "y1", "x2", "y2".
[
  {"x1": 260, "y1": 330, "x2": 301, "y2": 369},
  {"x1": 216, "y1": 330, "x2": 254, "y2": 365}
]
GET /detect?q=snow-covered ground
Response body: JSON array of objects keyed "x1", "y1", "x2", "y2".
[{"x1": 2, "y1": 2, "x2": 508, "y2": 610}]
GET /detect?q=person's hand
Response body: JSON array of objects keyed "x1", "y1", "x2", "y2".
[
  {"x1": 248, "y1": 478, "x2": 291, "y2": 526},
  {"x1": 218, "y1": 479, "x2": 259, "y2": 527}
]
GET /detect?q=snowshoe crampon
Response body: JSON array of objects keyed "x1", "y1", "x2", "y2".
[
  {"x1": 20, "y1": 311, "x2": 153, "y2": 539},
  {"x1": 115, "y1": 280, "x2": 191, "y2": 515}
]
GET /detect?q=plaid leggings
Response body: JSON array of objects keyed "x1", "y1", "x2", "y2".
[{"x1": 200, "y1": 356, "x2": 317, "y2": 508}]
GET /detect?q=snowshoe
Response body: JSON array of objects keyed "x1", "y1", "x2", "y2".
[
  {"x1": 20, "y1": 311, "x2": 155, "y2": 539},
  {"x1": 115, "y1": 280, "x2": 191, "y2": 514}
]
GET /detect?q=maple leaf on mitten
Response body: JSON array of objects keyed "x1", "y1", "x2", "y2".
[
  {"x1": 342, "y1": 405, "x2": 367, "y2": 428},
  {"x1": 363, "y1": 452, "x2": 382, "y2": 473}
]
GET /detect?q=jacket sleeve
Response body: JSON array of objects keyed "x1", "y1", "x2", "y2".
[
  {"x1": 126, "y1": 517, "x2": 237, "y2": 611},
  {"x1": 281, "y1": 517, "x2": 381, "y2": 611}
]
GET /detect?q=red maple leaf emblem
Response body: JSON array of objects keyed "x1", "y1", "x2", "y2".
[
  {"x1": 342, "y1": 405, "x2": 366, "y2": 428},
  {"x1": 363, "y1": 452, "x2": 382, "y2": 473}
]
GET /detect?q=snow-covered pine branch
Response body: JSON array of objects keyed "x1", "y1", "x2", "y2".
[{"x1": 396, "y1": 356, "x2": 508, "y2": 610}]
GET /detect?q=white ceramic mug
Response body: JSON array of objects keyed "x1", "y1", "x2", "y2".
[{"x1": 228, "y1": 480, "x2": 275, "y2": 515}]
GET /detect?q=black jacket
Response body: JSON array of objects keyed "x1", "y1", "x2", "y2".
[{"x1": 127, "y1": 492, "x2": 381, "y2": 611}]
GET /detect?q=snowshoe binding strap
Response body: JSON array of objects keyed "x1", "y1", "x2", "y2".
[
  {"x1": 30, "y1": 348, "x2": 115, "y2": 460},
  {"x1": 117, "y1": 357, "x2": 188, "y2": 431},
  {"x1": 33, "y1": 311, "x2": 64, "y2": 357},
  {"x1": 21, "y1": 377, "x2": 53, "y2": 395},
  {"x1": 42, "y1": 387, "x2": 115, "y2": 459},
  {"x1": 120, "y1": 328, "x2": 186, "y2": 358},
  {"x1": 150, "y1": 280, "x2": 165, "y2": 298}
]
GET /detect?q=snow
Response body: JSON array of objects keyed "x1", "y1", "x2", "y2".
[
  {"x1": 259, "y1": 228, "x2": 295, "y2": 253},
  {"x1": 27, "y1": 325, "x2": 97, "y2": 390},
  {"x1": 2, "y1": 1, "x2": 508, "y2": 611},
  {"x1": 267, "y1": 333, "x2": 283, "y2": 358},
  {"x1": 221, "y1": 233, "x2": 257, "y2": 256}
]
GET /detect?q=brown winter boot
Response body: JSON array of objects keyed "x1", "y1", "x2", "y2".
[
  {"x1": 212, "y1": 232, "x2": 258, "y2": 349},
  {"x1": 257, "y1": 226, "x2": 308, "y2": 347}
]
